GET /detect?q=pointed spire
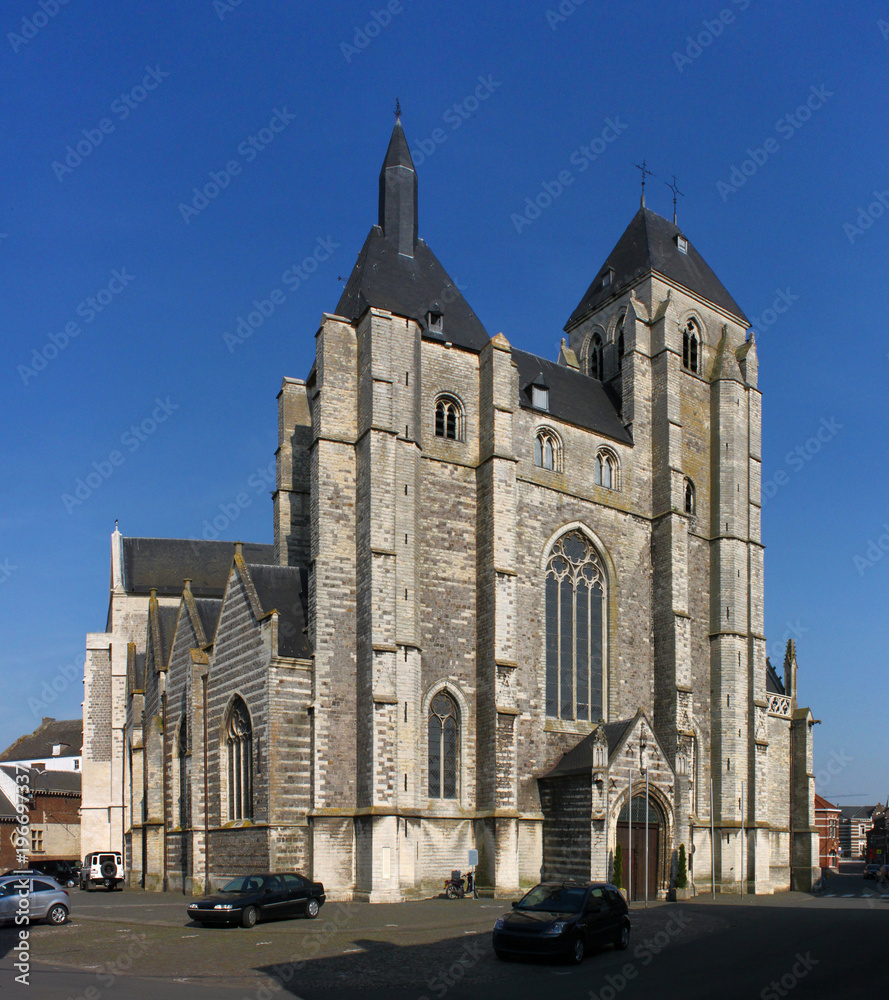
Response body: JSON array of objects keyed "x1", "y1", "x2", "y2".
[{"x1": 379, "y1": 117, "x2": 418, "y2": 257}]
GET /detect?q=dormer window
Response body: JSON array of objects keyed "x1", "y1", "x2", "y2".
[
  {"x1": 426, "y1": 311, "x2": 444, "y2": 335},
  {"x1": 602, "y1": 268, "x2": 613, "y2": 288},
  {"x1": 52, "y1": 743, "x2": 62, "y2": 756},
  {"x1": 531, "y1": 384, "x2": 549, "y2": 410},
  {"x1": 676, "y1": 235, "x2": 688, "y2": 254}
]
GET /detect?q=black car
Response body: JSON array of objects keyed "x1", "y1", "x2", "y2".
[
  {"x1": 34, "y1": 861, "x2": 80, "y2": 888},
  {"x1": 493, "y1": 881, "x2": 630, "y2": 964},
  {"x1": 863, "y1": 864, "x2": 881, "y2": 880},
  {"x1": 187, "y1": 872, "x2": 325, "y2": 928}
]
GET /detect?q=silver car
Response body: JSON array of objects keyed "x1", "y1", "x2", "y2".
[{"x1": 0, "y1": 874, "x2": 70, "y2": 925}]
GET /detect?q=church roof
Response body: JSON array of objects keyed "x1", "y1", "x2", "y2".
[
  {"x1": 0, "y1": 718, "x2": 83, "y2": 763},
  {"x1": 512, "y1": 348, "x2": 632, "y2": 444},
  {"x1": 150, "y1": 602, "x2": 180, "y2": 671},
  {"x1": 335, "y1": 120, "x2": 490, "y2": 352},
  {"x1": 765, "y1": 660, "x2": 785, "y2": 694},
  {"x1": 121, "y1": 537, "x2": 275, "y2": 598},
  {"x1": 565, "y1": 206, "x2": 749, "y2": 330},
  {"x1": 246, "y1": 564, "x2": 310, "y2": 659},
  {"x1": 194, "y1": 598, "x2": 222, "y2": 647},
  {"x1": 541, "y1": 719, "x2": 634, "y2": 778}
]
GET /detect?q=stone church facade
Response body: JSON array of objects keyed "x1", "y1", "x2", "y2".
[{"x1": 81, "y1": 119, "x2": 819, "y2": 899}]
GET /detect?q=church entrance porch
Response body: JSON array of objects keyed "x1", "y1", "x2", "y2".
[{"x1": 616, "y1": 794, "x2": 665, "y2": 901}]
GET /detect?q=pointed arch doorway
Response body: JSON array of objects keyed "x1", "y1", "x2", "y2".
[{"x1": 616, "y1": 794, "x2": 665, "y2": 900}]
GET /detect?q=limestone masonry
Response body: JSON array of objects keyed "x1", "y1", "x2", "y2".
[{"x1": 81, "y1": 119, "x2": 819, "y2": 899}]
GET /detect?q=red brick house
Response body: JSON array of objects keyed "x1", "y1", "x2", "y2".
[{"x1": 815, "y1": 794, "x2": 841, "y2": 870}]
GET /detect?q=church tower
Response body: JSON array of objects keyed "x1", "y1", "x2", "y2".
[{"x1": 563, "y1": 202, "x2": 813, "y2": 891}]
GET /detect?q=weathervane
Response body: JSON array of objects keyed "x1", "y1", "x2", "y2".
[
  {"x1": 665, "y1": 174, "x2": 684, "y2": 224},
  {"x1": 394, "y1": 97, "x2": 402, "y2": 120},
  {"x1": 633, "y1": 159, "x2": 655, "y2": 207}
]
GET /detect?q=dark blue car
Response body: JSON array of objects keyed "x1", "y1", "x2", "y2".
[{"x1": 493, "y1": 881, "x2": 630, "y2": 964}]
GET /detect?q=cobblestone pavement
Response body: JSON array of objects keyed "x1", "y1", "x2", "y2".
[{"x1": 4, "y1": 893, "x2": 728, "y2": 993}]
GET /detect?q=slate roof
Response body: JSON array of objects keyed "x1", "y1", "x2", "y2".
[
  {"x1": 565, "y1": 206, "x2": 749, "y2": 330},
  {"x1": 0, "y1": 718, "x2": 82, "y2": 763},
  {"x1": 765, "y1": 660, "x2": 785, "y2": 695},
  {"x1": 542, "y1": 719, "x2": 634, "y2": 778},
  {"x1": 0, "y1": 788, "x2": 15, "y2": 820},
  {"x1": 0, "y1": 765, "x2": 80, "y2": 795},
  {"x1": 149, "y1": 603, "x2": 180, "y2": 671},
  {"x1": 335, "y1": 227, "x2": 490, "y2": 352},
  {"x1": 194, "y1": 598, "x2": 222, "y2": 647},
  {"x1": 247, "y1": 564, "x2": 310, "y2": 659},
  {"x1": 512, "y1": 348, "x2": 632, "y2": 444},
  {"x1": 121, "y1": 537, "x2": 276, "y2": 598}
]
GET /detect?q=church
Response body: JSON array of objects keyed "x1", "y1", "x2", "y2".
[{"x1": 80, "y1": 117, "x2": 819, "y2": 899}]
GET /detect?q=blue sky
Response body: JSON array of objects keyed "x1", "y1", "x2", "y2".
[{"x1": 1, "y1": 2, "x2": 885, "y2": 806}]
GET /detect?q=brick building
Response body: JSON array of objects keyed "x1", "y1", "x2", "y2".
[
  {"x1": 839, "y1": 804, "x2": 877, "y2": 860},
  {"x1": 814, "y1": 794, "x2": 840, "y2": 869},
  {"x1": 81, "y1": 119, "x2": 819, "y2": 898}
]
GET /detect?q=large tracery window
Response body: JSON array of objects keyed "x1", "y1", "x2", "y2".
[
  {"x1": 226, "y1": 697, "x2": 253, "y2": 821},
  {"x1": 428, "y1": 691, "x2": 458, "y2": 799},
  {"x1": 545, "y1": 531, "x2": 606, "y2": 722}
]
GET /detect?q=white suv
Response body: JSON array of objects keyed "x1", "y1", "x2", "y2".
[{"x1": 80, "y1": 852, "x2": 124, "y2": 891}]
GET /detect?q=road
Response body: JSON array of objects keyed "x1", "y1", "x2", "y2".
[{"x1": 0, "y1": 868, "x2": 886, "y2": 998}]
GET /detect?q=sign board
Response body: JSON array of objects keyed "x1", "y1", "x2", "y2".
[{"x1": 467, "y1": 849, "x2": 479, "y2": 867}]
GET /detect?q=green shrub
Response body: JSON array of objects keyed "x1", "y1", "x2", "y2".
[
  {"x1": 676, "y1": 843, "x2": 688, "y2": 889},
  {"x1": 613, "y1": 842, "x2": 624, "y2": 889}
]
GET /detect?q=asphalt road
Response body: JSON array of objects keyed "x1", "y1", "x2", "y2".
[{"x1": 1, "y1": 869, "x2": 886, "y2": 999}]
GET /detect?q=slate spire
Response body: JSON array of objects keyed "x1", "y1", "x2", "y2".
[{"x1": 378, "y1": 118, "x2": 418, "y2": 257}]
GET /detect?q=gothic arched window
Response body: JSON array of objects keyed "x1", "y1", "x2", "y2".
[
  {"x1": 534, "y1": 428, "x2": 561, "y2": 472},
  {"x1": 226, "y1": 697, "x2": 253, "y2": 821},
  {"x1": 589, "y1": 333, "x2": 604, "y2": 380},
  {"x1": 682, "y1": 320, "x2": 700, "y2": 373},
  {"x1": 434, "y1": 395, "x2": 463, "y2": 441},
  {"x1": 178, "y1": 717, "x2": 190, "y2": 828},
  {"x1": 594, "y1": 449, "x2": 618, "y2": 490},
  {"x1": 684, "y1": 478, "x2": 696, "y2": 515},
  {"x1": 545, "y1": 531, "x2": 606, "y2": 721},
  {"x1": 616, "y1": 315, "x2": 626, "y2": 366},
  {"x1": 428, "y1": 691, "x2": 459, "y2": 799}
]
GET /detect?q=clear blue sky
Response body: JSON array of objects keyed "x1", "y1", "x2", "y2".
[{"x1": 1, "y1": 2, "x2": 885, "y2": 805}]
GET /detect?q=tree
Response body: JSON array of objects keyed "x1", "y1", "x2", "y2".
[
  {"x1": 613, "y1": 842, "x2": 624, "y2": 889},
  {"x1": 676, "y1": 843, "x2": 688, "y2": 889}
]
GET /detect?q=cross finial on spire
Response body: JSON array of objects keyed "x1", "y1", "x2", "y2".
[
  {"x1": 665, "y1": 174, "x2": 684, "y2": 224},
  {"x1": 634, "y1": 159, "x2": 655, "y2": 207},
  {"x1": 394, "y1": 97, "x2": 402, "y2": 121}
]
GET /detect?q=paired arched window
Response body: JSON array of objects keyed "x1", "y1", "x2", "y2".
[
  {"x1": 684, "y1": 478, "x2": 696, "y2": 515},
  {"x1": 545, "y1": 530, "x2": 606, "y2": 722},
  {"x1": 682, "y1": 319, "x2": 700, "y2": 373},
  {"x1": 594, "y1": 450, "x2": 618, "y2": 490},
  {"x1": 589, "y1": 333, "x2": 604, "y2": 380},
  {"x1": 434, "y1": 395, "x2": 463, "y2": 441},
  {"x1": 428, "y1": 691, "x2": 459, "y2": 799},
  {"x1": 178, "y1": 717, "x2": 190, "y2": 828},
  {"x1": 225, "y1": 697, "x2": 253, "y2": 821},
  {"x1": 534, "y1": 428, "x2": 561, "y2": 472}
]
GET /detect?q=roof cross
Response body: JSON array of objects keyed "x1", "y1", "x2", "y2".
[
  {"x1": 394, "y1": 97, "x2": 402, "y2": 121},
  {"x1": 633, "y1": 159, "x2": 655, "y2": 207},
  {"x1": 665, "y1": 174, "x2": 684, "y2": 224}
]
